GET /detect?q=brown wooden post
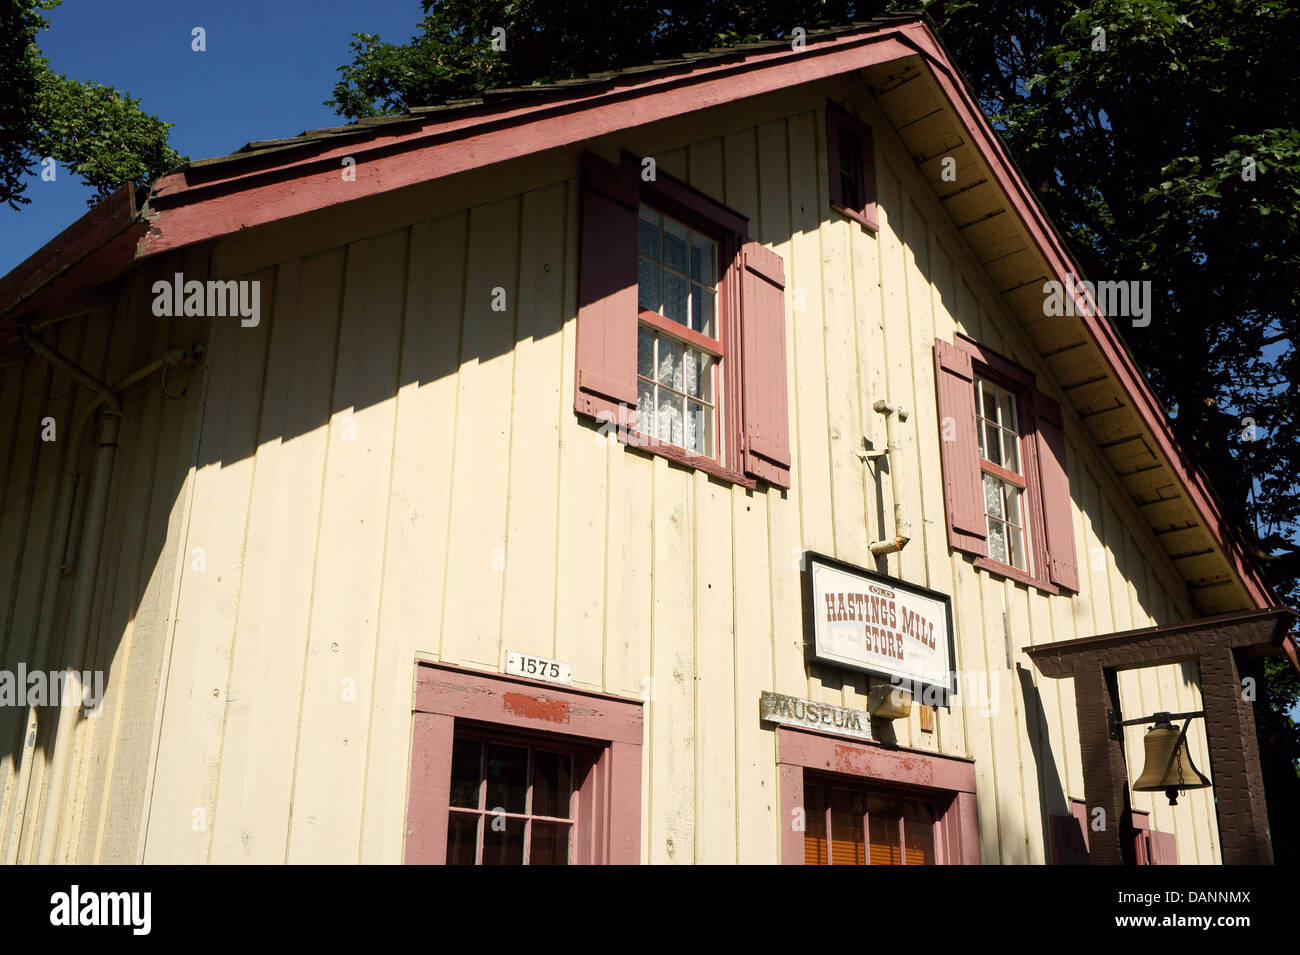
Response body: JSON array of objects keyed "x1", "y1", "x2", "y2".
[
  {"x1": 1074, "y1": 663, "x2": 1131, "y2": 865},
  {"x1": 1200, "y1": 646, "x2": 1274, "y2": 864}
]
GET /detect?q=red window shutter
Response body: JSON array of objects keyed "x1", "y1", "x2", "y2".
[
  {"x1": 1031, "y1": 390, "x2": 1080, "y2": 592},
  {"x1": 574, "y1": 153, "x2": 639, "y2": 425},
  {"x1": 740, "y1": 240, "x2": 792, "y2": 488},
  {"x1": 933, "y1": 339, "x2": 987, "y2": 556}
]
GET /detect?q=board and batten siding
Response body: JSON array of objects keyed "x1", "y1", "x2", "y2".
[{"x1": 0, "y1": 76, "x2": 1219, "y2": 864}]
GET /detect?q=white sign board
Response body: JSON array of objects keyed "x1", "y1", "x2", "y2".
[
  {"x1": 807, "y1": 555, "x2": 956, "y2": 703},
  {"x1": 505, "y1": 651, "x2": 573, "y2": 686}
]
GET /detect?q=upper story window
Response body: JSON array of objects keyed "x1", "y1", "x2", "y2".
[
  {"x1": 572, "y1": 151, "x2": 792, "y2": 489},
  {"x1": 826, "y1": 101, "x2": 878, "y2": 231},
  {"x1": 975, "y1": 377, "x2": 1029, "y2": 571},
  {"x1": 636, "y1": 205, "x2": 720, "y2": 459},
  {"x1": 933, "y1": 336, "x2": 1080, "y2": 594}
]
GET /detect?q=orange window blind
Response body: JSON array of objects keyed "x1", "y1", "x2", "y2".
[
  {"x1": 804, "y1": 781, "x2": 828, "y2": 865},
  {"x1": 804, "y1": 780, "x2": 937, "y2": 865}
]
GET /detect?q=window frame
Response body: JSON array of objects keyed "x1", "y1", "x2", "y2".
[
  {"x1": 974, "y1": 374, "x2": 1033, "y2": 574},
  {"x1": 776, "y1": 726, "x2": 980, "y2": 865},
  {"x1": 826, "y1": 100, "x2": 879, "y2": 232},
  {"x1": 956, "y1": 336, "x2": 1059, "y2": 595},
  {"x1": 445, "y1": 728, "x2": 584, "y2": 865},
  {"x1": 405, "y1": 661, "x2": 644, "y2": 865},
  {"x1": 617, "y1": 153, "x2": 754, "y2": 487},
  {"x1": 635, "y1": 203, "x2": 726, "y2": 464}
]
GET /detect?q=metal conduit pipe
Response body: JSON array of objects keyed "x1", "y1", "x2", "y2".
[
  {"x1": 868, "y1": 400, "x2": 912, "y2": 558},
  {"x1": 12, "y1": 325, "x2": 196, "y2": 864}
]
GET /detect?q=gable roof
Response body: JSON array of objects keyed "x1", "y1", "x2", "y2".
[{"x1": 0, "y1": 14, "x2": 1275, "y2": 615}]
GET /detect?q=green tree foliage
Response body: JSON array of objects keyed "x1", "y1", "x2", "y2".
[
  {"x1": 329, "y1": 1, "x2": 1300, "y2": 838},
  {"x1": 0, "y1": 0, "x2": 184, "y2": 209}
]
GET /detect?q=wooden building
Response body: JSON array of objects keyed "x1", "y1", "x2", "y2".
[{"x1": 0, "y1": 15, "x2": 1291, "y2": 865}]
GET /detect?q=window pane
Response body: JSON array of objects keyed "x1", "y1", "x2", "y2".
[
  {"x1": 984, "y1": 421, "x2": 1001, "y2": 465},
  {"x1": 686, "y1": 399, "x2": 712, "y2": 456},
  {"x1": 999, "y1": 390, "x2": 1018, "y2": 434},
  {"x1": 692, "y1": 285, "x2": 715, "y2": 337},
  {"x1": 658, "y1": 337, "x2": 684, "y2": 391},
  {"x1": 1003, "y1": 430, "x2": 1019, "y2": 473},
  {"x1": 529, "y1": 822, "x2": 570, "y2": 865},
  {"x1": 449, "y1": 738, "x2": 482, "y2": 809},
  {"x1": 982, "y1": 384, "x2": 999, "y2": 423},
  {"x1": 663, "y1": 271, "x2": 689, "y2": 325},
  {"x1": 830, "y1": 789, "x2": 867, "y2": 865},
  {"x1": 1004, "y1": 482, "x2": 1023, "y2": 528},
  {"x1": 977, "y1": 417, "x2": 986, "y2": 458},
  {"x1": 638, "y1": 209, "x2": 659, "y2": 258},
  {"x1": 658, "y1": 395, "x2": 683, "y2": 448},
  {"x1": 804, "y1": 784, "x2": 827, "y2": 865},
  {"x1": 683, "y1": 348, "x2": 709, "y2": 399},
  {"x1": 1008, "y1": 522, "x2": 1025, "y2": 570},
  {"x1": 662, "y1": 216, "x2": 689, "y2": 273},
  {"x1": 987, "y1": 518, "x2": 1008, "y2": 564},
  {"x1": 481, "y1": 815, "x2": 525, "y2": 865},
  {"x1": 637, "y1": 326, "x2": 655, "y2": 380},
  {"x1": 531, "y1": 750, "x2": 570, "y2": 819},
  {"x1": 983, "y1": 473, "x2": 1005, "y2": 521},
  {"x1": 637, "y1": 381, "x2": 655, "y2": 436},
  {"x1": 867, "y1": 795, "x2": 902, "y2": 865},
  {"x1": 637, "y1": 256, "x2": 659, "y2": 312},
  {"x1": 484, "y1": 743, "x2": 528, "y2": 814},
  {"x1": 690, "y1": 234, "x2": 715, "y2": 284},
  {"x1": 903, "y1": 802, "x2": 936, "y2": 865},
  {"x1": 446, "y1": 811, "x2": 479, "y2": 865}
]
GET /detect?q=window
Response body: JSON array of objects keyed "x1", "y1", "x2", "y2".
[
  {"x1": 404, "y1": 662, "x2": 644, "y2": 865},
  {"x1": 804, "y1": 778, "x2": 937, "y2": 866},
  {"x1": 826, "y1": 101, "x2": 878, "y2": 231},
  {"x1": 446, "y1": 735, "x2": 576, "y2": 865},
  {"x1": 933, "y1": 335, "x2": 1080, "y2": 593},
  {"x1": 636, "y1": 205, "x2": 720, "y2": 459},
  {"x1": 573, "y1": 151, "x2": 792, "y2": 489},
  {"x1": 975, "y1": 376, "x2": 1030, "y2": 570}
]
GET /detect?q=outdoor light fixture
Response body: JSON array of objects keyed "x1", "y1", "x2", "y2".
[
  {"x1": 868, "y1": 684, "x2": 913, "y2": 721},
  {"x1": 1109, "y1": 709, "x2": 1211, "y2": 806}
]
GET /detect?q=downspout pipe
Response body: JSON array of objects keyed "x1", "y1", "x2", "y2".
[{"x1": 13, "y1": 324, "x2": 195, "y2": 864}]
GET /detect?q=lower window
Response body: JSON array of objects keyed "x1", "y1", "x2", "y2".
[
  {"x1": 803, "y1": 777, "x2": 937, "y2": 865},
  {"x1": 446, "y1": 734, "x2": 578, "y2": 865}
]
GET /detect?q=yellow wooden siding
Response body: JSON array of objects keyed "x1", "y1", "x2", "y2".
[
  {"x1": 0, "y1": 77, "x2": 1222, "y2": 864},
  {"x1": 0, "y1": 254, "x2": 209, "y2": 864}
]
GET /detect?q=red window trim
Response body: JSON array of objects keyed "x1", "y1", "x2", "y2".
[
  {"x1": 404, "y1": 661, "x2": 644, "y2": 865},
  {"x1": 618, "y1": 153, "x2": 753, "y2": 486},
  {"x1": 776, "y1": 726, "x2": 980, "y2": 865},
  {"x1": 826, "y1": 100, "x2": 879, "y2": 232},
  {"x1": 953, "y1": 336, "x2": 1060, "y2": 596}
]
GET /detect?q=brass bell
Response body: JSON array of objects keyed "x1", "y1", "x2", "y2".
[{"x1": 1133, "y1": 716, "x2": 1210, "y2": 806}]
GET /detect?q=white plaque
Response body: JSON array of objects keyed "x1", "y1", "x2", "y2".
[{"x1": 505, "y1": 650, "x2": 573, "y2": 685}]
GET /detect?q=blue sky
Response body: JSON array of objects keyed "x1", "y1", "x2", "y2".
[{"x1": 2, "y1": 0, "x2": 425, "y2": 274}]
